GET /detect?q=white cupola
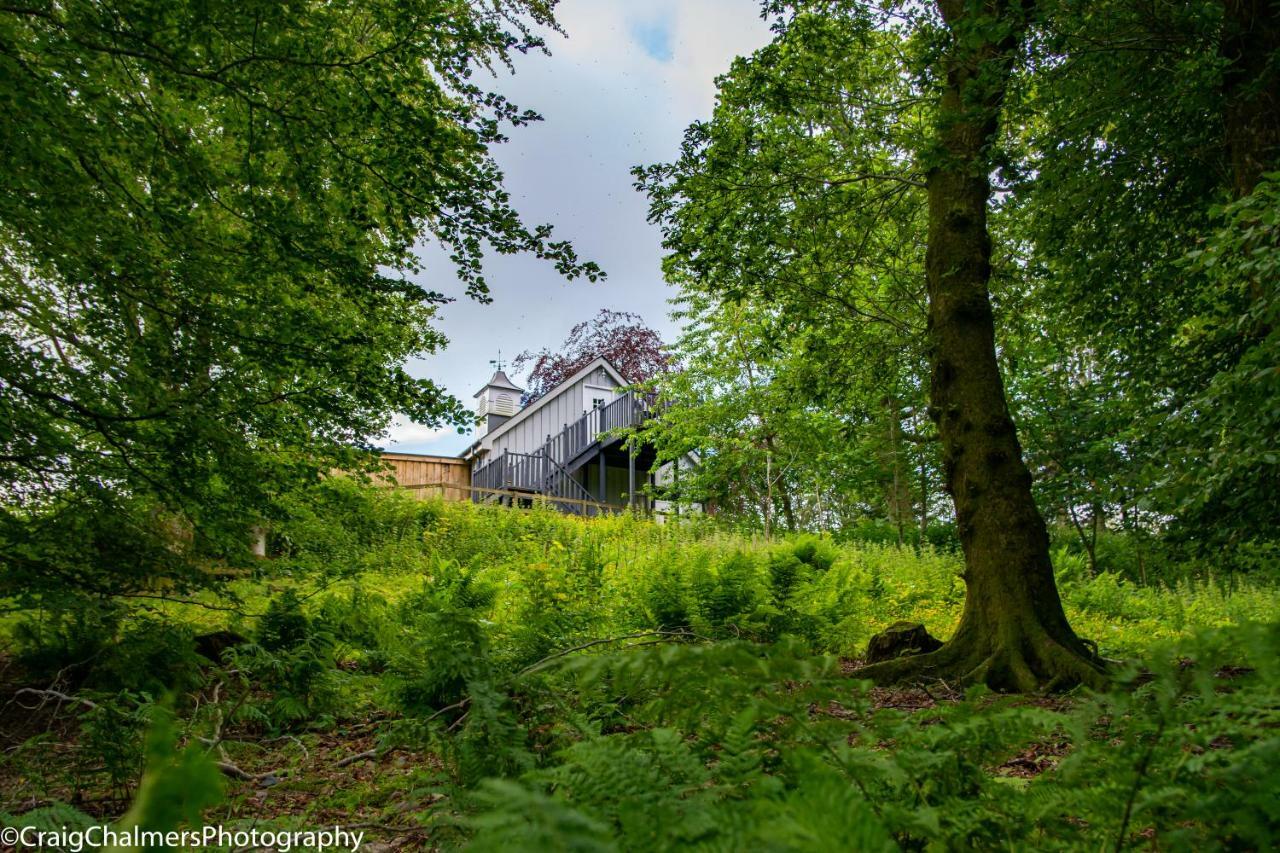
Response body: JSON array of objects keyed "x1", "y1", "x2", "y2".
[{"x1": 474, "y1": 367, "x2": 524, "y2": 436}]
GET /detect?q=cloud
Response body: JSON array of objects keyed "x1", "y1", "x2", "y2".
[
  {"x1": 397, "y1": 1, "x2": 771, "y2": 458},
  {"x1": 382, "y1": 419, "x2": 472, "y2": 454}
]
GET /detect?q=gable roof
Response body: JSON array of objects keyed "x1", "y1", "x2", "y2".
[{"x1": 464, "y1": 356, "x2": 629, "y2": 456}]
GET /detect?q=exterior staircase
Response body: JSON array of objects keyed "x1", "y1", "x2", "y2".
[{"x1": 471, "y1": 390, "x2": 648, "y2": 515}]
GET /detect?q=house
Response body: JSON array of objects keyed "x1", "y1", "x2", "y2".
[
  {"x1": 378, "y1": 355, "x2": 696, "y2": 516},
  {"x1": 458, "y1": 356, "x2": 690, "y2": 515}
]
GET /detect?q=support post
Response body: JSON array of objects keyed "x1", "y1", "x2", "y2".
[
  {"x1": 674, "y1": 456, "x2": 680, "y2": 518},
  {"x1": 598, "y1": 450, "x2": 607, "y2": 515},
  {"x1": 628, "y1": 448, "x2": 636, "y2": 509}
]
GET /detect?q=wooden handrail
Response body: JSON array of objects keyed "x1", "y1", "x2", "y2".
[{"x1": 469, "y1": 390, "x2": 651, "y2": 513}]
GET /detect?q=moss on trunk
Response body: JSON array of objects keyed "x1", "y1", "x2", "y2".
[{"x1": 860, "y1": 0, "x2": 1107, "y2": 693}]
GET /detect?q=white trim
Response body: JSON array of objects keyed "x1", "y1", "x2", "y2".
[
  {"x1": 476, "y1": 356, "x2": 628, "y2": 448},
  {"x1": 583, "y1": 383, "x2": 616, "y2": 412}
]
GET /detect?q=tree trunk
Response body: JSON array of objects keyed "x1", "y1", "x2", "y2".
[
  {"x1": 919, "y1": 454, "x2": 929, "y2": 546},
  {"x1": 1222, "y1": 0, "x2": 1280, "y2": 198},
  {"x1": 1065, "y1": 499, "x2": 1098, "y2": 577},
  {"x1": 764, "y1": 435, "x2": 798, "y2": 532},
  {"x1": 779, "y1": 487, "x2": 797, "y2": 533},
  {"x1": 884, "y1": 397, "x2": 908, "y2": 548},
  {"x1": 859, "y1": 0, "x2": 1106, "y2": 692},
  {"x1": 1221, "y1": 0, "x2": 1279, "y2": 332},
  {"x1": 764, "y1": 449, "x2": 773, "y2": 538},
  {"x1": 1090, "y1": 499, "x2": 1103, "y2": 567}
]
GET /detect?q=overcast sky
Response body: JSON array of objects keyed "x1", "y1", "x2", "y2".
[{"x1": 381, "y1": 0, "x2": 772, "y2": 457}]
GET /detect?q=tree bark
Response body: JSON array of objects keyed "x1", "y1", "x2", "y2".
[
  {"x1": 883, "y1": 396, "x2": 909, "y2": 548},
  {"x1": 1222, "y1": 0, "x2": 1280, "y2": 197},
  {"x1": 859, "y1": 0, "x2": 1106, "y2": 692},
  {"x1": 764, "y1": 449, "x2": 773, "y2": 538},
  {"x1": 764, "y1": 434, "x2": 798, "y2": 532},
  {"x1": 919, "y1": 455, "x2": 929, "y2": 545},
  {"x1": 1065, "y1": 497, "x2": 1099, "y2": 577}
]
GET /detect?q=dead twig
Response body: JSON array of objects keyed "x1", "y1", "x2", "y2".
[
  {"x1": 334, "y1": 698, "x2": 470, "y2": 767},
  {"x1": 265, "y1": 733, "x2": 309, "y2": 760},
  {"x1": 215, "y1": 760, "x2": 281, "y2": 783},
  {"x1": 13, "y1": 688, "x2": 99, "y2": 712},
  {"x1": 333, "y1": 744, "x2": 406, "y2": 768}
]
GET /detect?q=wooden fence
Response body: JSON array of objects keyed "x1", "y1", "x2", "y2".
[
  {"x1": 379, "y1": 452, "x2": 635, "y2": 516},
  {"x1": 379, "y1": 453, "x2": 471, "y2": 501}
]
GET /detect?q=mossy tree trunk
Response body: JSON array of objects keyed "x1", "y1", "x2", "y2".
[{"x1": 859, "y1": 0, "x2": 1106, "y2": 692}]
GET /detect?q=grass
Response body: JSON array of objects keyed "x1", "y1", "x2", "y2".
[{"x1": 1, "y1": 484, "x2": 1277, "y2": 850}]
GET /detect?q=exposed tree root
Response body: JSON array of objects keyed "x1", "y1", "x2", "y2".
[{"x1": 855, "y1": 627, "x2": 1109, "y2": 694}]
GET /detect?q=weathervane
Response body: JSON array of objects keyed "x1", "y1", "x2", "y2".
[{"x1": 489, "y1": 350, "x2": 506, "y2": 373}]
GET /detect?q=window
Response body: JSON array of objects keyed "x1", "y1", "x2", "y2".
[{"x1": 584, "y1": 385, "x2": 614, "y2": 413}]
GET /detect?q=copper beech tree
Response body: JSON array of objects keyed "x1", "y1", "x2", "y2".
[{"x1": 513, "y1": 310, "x2": 670, "y2": 404}]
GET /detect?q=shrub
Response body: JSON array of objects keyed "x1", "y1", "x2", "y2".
[
  {"x1": 383, "y1": 561, "x2": 498, "y2": 717},
  {"x1": 5, "y1": 491, "x2": 1277, "y2": 846},
  {"x1": 256, "y1": 590, "x2": 312, "y2": 652},
  {"x1": 11, "y1": 596, "x2": 122, "y2": 684},
  {"x1": 77, "y1": 692, "x2": 155, "y2": 797},
  {"x1": 691, "y1": 551, "x2": 762, "y2": 631},
  {"x1": 94, "y1": 618, "x2": 204, "y2": 696},
  {"x1": 225, "y1": 590, "x2": 340, "y2": 730},
  {"x1": 468, "y1": 624, "x2": 1280, "y2": 851},
  {"x1": 314, "y1": 585, "x2": 394, "y2": 670}
]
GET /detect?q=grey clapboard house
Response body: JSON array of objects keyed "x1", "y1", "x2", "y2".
[{"x1": 461, "y1": 356, "x2": 689, "y2": 515}]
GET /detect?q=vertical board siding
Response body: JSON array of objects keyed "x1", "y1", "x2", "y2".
[
  {"x1": 484, "y1": 368, "x2": 622, "y2": 461},
  {"x1": 381, "y1": 453, "x2": 471, "y2": 501}
]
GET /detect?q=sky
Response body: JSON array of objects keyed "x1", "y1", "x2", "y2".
[{"x1": 381, "y1": 0, "x2": 772, "y2": 457}]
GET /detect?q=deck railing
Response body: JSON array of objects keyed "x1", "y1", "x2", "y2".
[
  {"x1": 472, "y1": 453, "x2": 509, "y2": 493},
  {"x1": 545, "y1": 390, "x2": 647, "y2": 467},
  {"x1": 471, "y1": 390, "x2": 650, "y2": 513}
]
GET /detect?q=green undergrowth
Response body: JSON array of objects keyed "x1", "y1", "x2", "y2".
[
  {"x1": 2, "y1": 482, "x2": 1277, "y2": 850},
  {"x1": 133, "y1": 483, "x2": 1278, "y2": 658}
]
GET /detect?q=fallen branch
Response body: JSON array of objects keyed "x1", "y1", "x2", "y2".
[
  {"x1": 342, "y1": 821, "x2": 431, "y2": 836},
  {"x1": 215, "y1": 760, "x2": 286, "y2": 784},
  {"x1": 13, "y1": 688, "x2": 99, "y2": 712},
  {"x1": 202, "y1": 680, "x2": 252, "y2": 757},
  {"x1": 445, "y1": 711, "x2": 469, "y2": 734},
  {"x1": 333, "y1": 746, "x2": 394, "y2": 769},
  {"x1": 266, "y1": 733, "x2": 309, "y2": 760}
]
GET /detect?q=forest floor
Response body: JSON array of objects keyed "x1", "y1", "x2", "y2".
[
  {"x1": 1, "y1": 495, "x2": 1276, "y2": 850},
  {"x1": 0, "y1": 660, "x2": 1092, "y2": 850}
]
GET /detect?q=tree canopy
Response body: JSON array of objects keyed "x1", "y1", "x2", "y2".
[
  {"x1": 0, "y1": 0, "x2": 599, "y2": 601},
  {"x1": 637, "y1": 0, "x2": 1279, "y2": 688},
  {"x1": 642, "y1": 0, "x2": 1279, "y2": 556},
  {"x1": 512, "y1": 309, "x2": 669, "y2": 404}
]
